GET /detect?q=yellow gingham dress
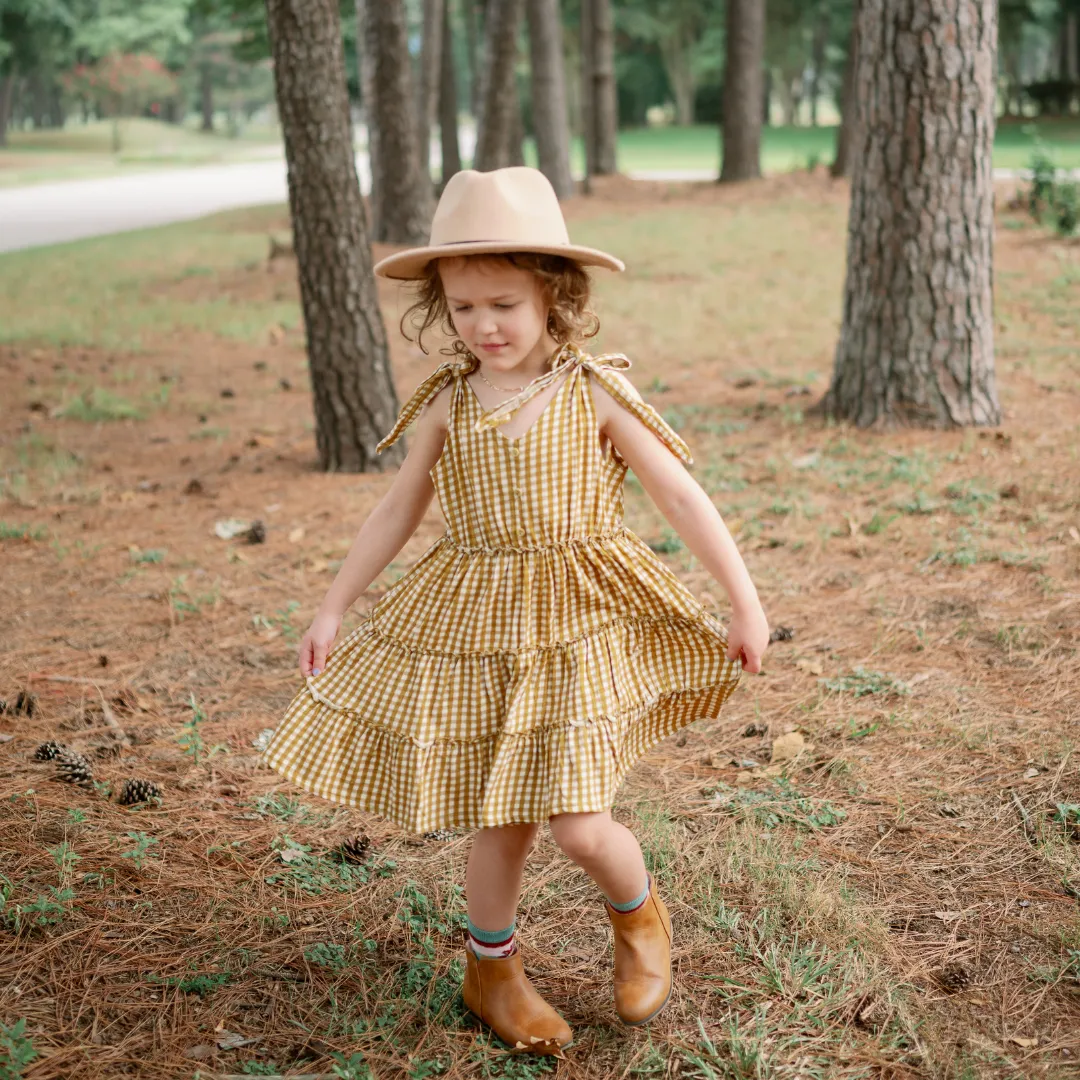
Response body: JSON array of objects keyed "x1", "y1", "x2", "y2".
[{"x1": 263, "y1": 343, "x2": 741, "y2": 832}]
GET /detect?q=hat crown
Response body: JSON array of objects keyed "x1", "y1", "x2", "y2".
[{"x1": 430, "y1": 168, "x2": 571, "y2": 249}]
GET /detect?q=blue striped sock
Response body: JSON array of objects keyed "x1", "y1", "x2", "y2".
[
  {"x1": 467, "y1": 917, "x2": 516, "y2": 959},
  {"x1": 607, "y1": 873, "x2": 651, "y2": 913}
]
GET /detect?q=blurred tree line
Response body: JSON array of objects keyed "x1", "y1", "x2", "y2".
[{"x1": 2, "y1": 0, "x2": 1078, "y2": 148}]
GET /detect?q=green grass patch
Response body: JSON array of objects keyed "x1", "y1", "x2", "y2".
[
  {"x1": 0, "y1": 522, "x2": 47, "y2": 541},
  {"x1": 0, "y1": 206, "x2": 298, "y2": 350},
  {"x1": 54, "y1": 387, "x2": 144, "y2": 422},
  {"x1": 559, "y1": 119, "x2": 1080, "y2": 175},
  {"x1": 821, "y1": 667, "x2": 911, "y2": 698},
  {"x1": 706, "y1": 780, "x2": 847, "y2": 832}
]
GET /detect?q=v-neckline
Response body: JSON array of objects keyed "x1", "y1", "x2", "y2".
[{"x1": 462, "y1": 369, "x2": 575, "y2": 445}]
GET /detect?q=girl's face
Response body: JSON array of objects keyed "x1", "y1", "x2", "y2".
[{"x1": 438, "y1": 258, "x2": 556, "y2": 373}]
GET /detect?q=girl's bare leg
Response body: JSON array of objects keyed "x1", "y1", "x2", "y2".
[
  {"x1": 465, "y1": 822, "x2": 541, "y2": 930},
  {"x1": 547, "y1": 811, "x2": 648, "y2": 903}
]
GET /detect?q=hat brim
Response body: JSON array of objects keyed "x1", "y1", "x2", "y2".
[{"x1": 373, "y1": 241, "x2": 625, "y2": 280}]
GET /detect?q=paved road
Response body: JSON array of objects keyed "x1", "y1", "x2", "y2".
[
  {"x1": 0, "y1": 153, "x2": 370, "y2": 254},
  {"x1": 0, "y1": 154, "x2": 1050, "y2": 256}
]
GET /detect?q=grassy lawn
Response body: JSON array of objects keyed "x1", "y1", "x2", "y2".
[
  {"x1": 564, "y1": 118, "x2": 1080, "y2": 174},
  {"x1": 0, "y1": 180, "x2": 1078, "y2": 1078},
  {"x1": 0, "y1": 117, "x2": 282, "y2": 188}
]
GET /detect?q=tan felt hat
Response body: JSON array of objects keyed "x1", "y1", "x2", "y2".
[{"x1": 373, "y1": 166, "x2": 625, "y2": 280}]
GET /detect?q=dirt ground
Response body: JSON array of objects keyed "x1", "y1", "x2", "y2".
[{"x1": 0, "y1": 175, "x2": 1078, "y2": 1080}]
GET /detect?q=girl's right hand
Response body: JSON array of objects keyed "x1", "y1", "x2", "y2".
[{"x1": 299, "y1": 609, "x2": 342, "y2": 678}]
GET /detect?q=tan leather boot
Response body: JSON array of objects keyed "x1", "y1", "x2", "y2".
[
  {"x1": 461, "y1": 946, "x2": 573, "y2": 1054},
  {"x1": 605, "y1": 875, "x2": 672, "y2": 1025}
]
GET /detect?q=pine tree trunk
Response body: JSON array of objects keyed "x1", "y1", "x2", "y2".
[
  {"x1": 526, "y1": 0, "x2": 574, "y2": 198},
  {"x1": 830, "y1": 2, "x2": 859, "y2": 178},
  {"x1": 823, "y1": 0, "x2": 1001, "y2": 429},
  {"x1": 200, "y1": 64, "x2": 214, "y2": 131},
  {"x1": 464, "y1": 0, "x2": 482, "y2": 119},
  {"x1": 661, "y1": 35, "x2": 696, "y2": 127},
  {"x1": 581, "y1": 0, "x2": 617, "y2": 178},
  {"x1": 808, "y1": 6, "x2": 829, "y2": 127},
  {"x1": 509, "y1": 86, "x2": 526, "y2": 166},
  {"x1": 439, "y1": 0, "x2": 462, "y2": 185},
  {"x1": 0, "y1": 67, "x2": 16, "y2": 147},
  {"x1": 264, "y1": 0, "x2": 403, "y2": 473},
  {"x1": 356, "y1": 0, "x2": 432, "y2": 244},
  {"x1": 418, "y1": 0, "x2": 444, "y2": 176},
  {"x1": 474, "y1": 0, "x2": 524, "y2": 171},
  {"x1": 720, "y1": 0, "x2": 765, "y2": 182},
  {"x1": 1065, "y1": 13, "x2": 1079, "y2": 82}
]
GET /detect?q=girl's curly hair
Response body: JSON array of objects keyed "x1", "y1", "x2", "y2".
[{"x1": 400, "y1": 252, "x2": 600, "y2": 358}]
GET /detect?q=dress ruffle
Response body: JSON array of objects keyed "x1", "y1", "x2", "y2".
[{"x1": 264, "y1": 603, "x2": 739, "y2": 831}]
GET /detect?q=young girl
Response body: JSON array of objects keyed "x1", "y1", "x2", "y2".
[{"x1": 263, "y1": 167, "x2": 769, "y2": 1054}]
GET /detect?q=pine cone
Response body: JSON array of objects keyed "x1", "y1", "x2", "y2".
[
  {"x1": 245, "y1": 520, "x2": 267, "y2": 544},
  {"x1": 55, "y1": 750, "x2": 94, "y2": 786},
  {"x1": 422, "y1": 829, "x2": 456, "y2": 842},
  {"x1": 938, "y1": 963, "x2": 973, "y2": 993},
  {"x1": 769, "y1": 626, "x2": 795, "y2": 643},
  {"x1": 117, "y1": 778, "x2": 161, "y2": 806},
  {"x1": 337, "y1": 832, "x2": 371, "y2": 864},
  {"x1": 33, "y1": 740, "x2": 68, "y2": 761}
]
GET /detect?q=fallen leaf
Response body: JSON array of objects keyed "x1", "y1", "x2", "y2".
[
  {"x1": 770, "y1": 731, "x2": 807, "y2": 763},
  {"x1": 1068, "y1": 526, "x2": 1079, "y2": 545},
  {"x1": 214, "y1": 518, "x2": 251, "y2": 540},
  {"x1": 1023, "y1": 767, "x2": 1039, "y2": 779},
  {"x1": 933, "y1": 911, "x2": 962, "y2": 923},
  {"x1": 288, "y1": 526, "x2": 305, "y2": 544},
  {"x1": 791, "y1": 452, "x2": 819, "y2": 470},
  {"x1": 183, "y1": 1044, "x2": 215, "y2": 1060},
  {"x1": 795, "y1": 658, "x2": 823, "y2": 676},
  {"x1": 1009, "y1": 1036, "x2": 1038, "y2": 1048},
  {"x1": 215, "y1": 1026, "x2": 258, "y2": 1051},
  {"x1": 278, "y1": 847, "x2": 307, "y2": 864}
]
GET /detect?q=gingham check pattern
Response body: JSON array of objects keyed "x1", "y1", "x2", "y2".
[{"x1": 263, "y1": 345, "x2": 742, "y2": 832}]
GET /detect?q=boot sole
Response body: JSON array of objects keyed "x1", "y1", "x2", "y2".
[{"x1": 464, "y1": 1008, "x2": 574, "y2": 1051}]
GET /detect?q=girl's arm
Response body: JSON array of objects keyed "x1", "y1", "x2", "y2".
[
  {"x1": 593, "y1": 376, "x2": 769, "y2": 673},
  {"x1": 298, "y1": 386, "x2": 452, "y2": 677}
]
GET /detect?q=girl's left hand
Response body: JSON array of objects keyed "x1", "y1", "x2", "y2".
[{"x1": 726, "y1": 605, "x2": 770, "y2": 674}]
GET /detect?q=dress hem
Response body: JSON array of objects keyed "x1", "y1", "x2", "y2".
[{"x1": 261, "y1": 676, "x2": 740, "y2": 834}]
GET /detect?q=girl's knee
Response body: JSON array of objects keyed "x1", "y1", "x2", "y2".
[
  {"x1": 475, "y1": 821, "x2": 539, "y2": 855},
  {"x1": 548, "y1": 811, "x2": 609, "y2": 862}
]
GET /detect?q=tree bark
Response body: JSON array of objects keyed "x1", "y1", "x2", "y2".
[
  {"x1": 822, "y1": 0, "x2": 1000, "y2": 429},
  {"x1": 581, "y1": 0, "x2": 617, "y2": 178},
  {"x1": 830, "y1": 1, "x2": 859, "y2": 178},
  {"x1": 720, "y1": 0, "x2": 765, "y2": 182},
  {"x1": 660, "y1": 30, "x2": 696, "y2": 126},
  {"x1": 526, "y1": 0, "x2": 574, "y2": 198},
  {"x1": 474, "y1": 0, "x2": 524, "y2": 172},
  {"x1": 808, "y1": 5, "x2": 829, "y2": 127},
  {"x1": 464, "y1": 0, "x2": 482, "y2": 119},
  {"x1": 418, "y1": 0, "x2": 444, "y2": 176},
  {"x1": 264, "y1": 0, "x2": 403, "y2": 473},
  {"x1": 200, "y1": 64, "x2": 214, "y2": 131},
  {"x1": 1065, "y1": 12, "x2": 1079, "y2": 82},
  {"x1": 439, "y1": 0, "x2": 462, "y2": 185},
  {"x1": 356, "y1": 0, "x2": 432, "y2": 244},
  {"x1": 0, "y1": 66, "x2": 16, "y2": 147}
]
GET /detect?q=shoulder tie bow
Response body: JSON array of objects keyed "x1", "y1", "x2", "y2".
[{"x1": 376, "y1": 354, "x2": 477, "y2": 454}]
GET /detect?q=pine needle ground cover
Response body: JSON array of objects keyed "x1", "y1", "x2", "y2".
[{"x1": 0, "y1": 176, "x2": 1077, "y2": 1079}]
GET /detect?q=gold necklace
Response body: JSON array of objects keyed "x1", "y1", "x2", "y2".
[{"x1": 476, "y1": 367, "x2": 528, "y2": 393}]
